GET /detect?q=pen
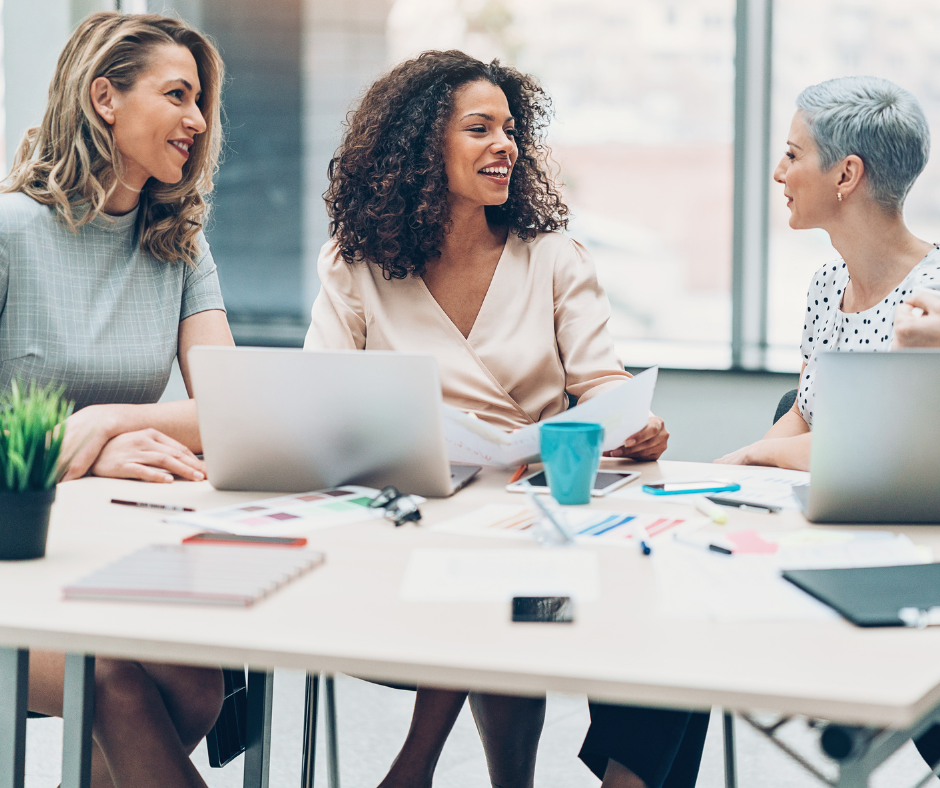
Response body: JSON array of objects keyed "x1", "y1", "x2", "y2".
[
  {"x1": 111, "y1": 499, "x2": 195, "y2": 513},
  {"x1": 673, "y1": 532, "x2": 733, "y2": 555},
  {"x1": 705, "y1": 495, "x2": 780, "y2": 513},
  {"x1": 694, "y1": 497, "x2": 728, "y2": 524},
  {"x1": 509, "y1": 464, "x2": 529, "y2": 484},
  {"x1": 521, "y1": 481, "x2": 574, "y2": 544},
  {"x1": 633, "y1": 523, "x2": 652, "y2": 556}
]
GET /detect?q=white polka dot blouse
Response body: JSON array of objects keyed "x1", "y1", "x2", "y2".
[{"x1": 798, "y1": 246, "x2": 940, "y2": 428}]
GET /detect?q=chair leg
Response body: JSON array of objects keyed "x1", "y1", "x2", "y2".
[
  {"x1": 723, "y1": 710, "x2": 738, "y2": 788},
  {"x1": 243, "y1": 671, "x2": 274, "y2": 788},
  {"x1": 301, "y1": 673, "x2": 320, "y2": 788},
  {"x1": 324, "y1": 675, "x2": 340, "y2": 788}
]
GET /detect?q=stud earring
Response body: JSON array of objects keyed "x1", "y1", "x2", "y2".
[{"x1": 837, "y1": 192, "x2": 843, "y2": 202}]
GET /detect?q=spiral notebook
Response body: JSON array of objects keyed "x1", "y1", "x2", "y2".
[{"x1": 63, "y1": 544, "x2": 324, "y2": 606}]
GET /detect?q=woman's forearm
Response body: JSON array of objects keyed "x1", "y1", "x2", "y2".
[
  {"x1": 751, "y1": 433, "x2": 812, "y2": 471},
  {"x1": 83, "y1": 399, "x2": 202, "y2": 452}
]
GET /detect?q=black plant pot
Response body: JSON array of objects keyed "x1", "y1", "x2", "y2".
[{"x1": 0, "y1": 488, "x2": 56, "y2": 560}]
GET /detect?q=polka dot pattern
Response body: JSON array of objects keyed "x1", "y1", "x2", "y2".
[{"x1": 798, "y1": 247, "x2": 940, "y2": 427}]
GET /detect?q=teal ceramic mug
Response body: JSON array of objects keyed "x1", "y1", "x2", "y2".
[{"x1": 539, "y1": 422, "x2": 604, "y2": 505}]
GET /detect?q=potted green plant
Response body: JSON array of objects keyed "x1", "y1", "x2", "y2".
[{"x1": 0, "y1": 380, "x2": 73, "y2": 560}]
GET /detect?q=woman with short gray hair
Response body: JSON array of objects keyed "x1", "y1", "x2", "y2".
[{"x1": 718, "y1": 75, "x2": 940, "y2": 471}]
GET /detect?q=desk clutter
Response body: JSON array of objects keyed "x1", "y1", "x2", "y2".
[
  {"x1": 162, "y1": 485, "x2": 421, "y2": 536},
  {"x1": 63, "y1": 544, "x2": 324, "y2": 606},
  {"x1": 430, "y1": 503, "x2": 702, "y2": 545}
]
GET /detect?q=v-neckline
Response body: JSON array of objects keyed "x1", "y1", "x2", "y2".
[{"x1": 419, "y1": 234, "x2": 511, "y2": 344}]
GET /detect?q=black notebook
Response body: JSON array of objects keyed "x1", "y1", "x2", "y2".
[{"x1": 783, "y1": 563, "x2": 940, "y2": 627}]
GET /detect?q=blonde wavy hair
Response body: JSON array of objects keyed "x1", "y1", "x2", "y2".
[{"x1": 2, "y1": 12, "x2": 223, "y2": 265}]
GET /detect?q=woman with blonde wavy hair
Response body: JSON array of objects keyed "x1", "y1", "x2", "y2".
[{"x1": 1, "y1": 12, "x2": 235, "y2": 787}]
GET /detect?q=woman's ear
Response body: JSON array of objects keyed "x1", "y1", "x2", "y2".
[
  {"x1": 837, "y1": 154, "x2": 865, "y2": 197},
  {"x1": 90, "y1": 76, "x2": 117, "y2": 125}
]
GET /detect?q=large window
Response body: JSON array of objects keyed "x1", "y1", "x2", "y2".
[
  {"x1": 766, "y1": 0, "x2": 940, "y2": 370},
  {"x1": 388, "y1": 0, "x2": 737, "y2": 369},
  {"x1": 3, "y1": 0, "x2": 939, "y2": 368}
]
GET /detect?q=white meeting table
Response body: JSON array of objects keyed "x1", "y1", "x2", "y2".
[{"x1": 2, "y1": 460, "x2": 940, "y2": 788}]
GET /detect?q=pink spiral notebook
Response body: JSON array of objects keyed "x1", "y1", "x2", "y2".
[{"x1": 63, "y1": 544, "x2": 324, "y2": 606}]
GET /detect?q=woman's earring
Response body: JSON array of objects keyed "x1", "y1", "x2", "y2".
[{"x1": 837, "y1": 192, "x2": 843, "y2": 202}]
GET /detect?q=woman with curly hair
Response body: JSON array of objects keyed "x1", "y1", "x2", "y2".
[
  {"x1": 305, "y1": 51, "x2": 699, "y2": 788},
  {"x1": 2, "y1": 12, "x2": 234, "y2": 787}
]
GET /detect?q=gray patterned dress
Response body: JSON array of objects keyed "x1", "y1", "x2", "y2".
[{"x1": 0, "y1": 192, "x2": 225, "y2": 409}]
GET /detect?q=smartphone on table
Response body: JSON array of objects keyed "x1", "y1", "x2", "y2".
[
  {"x1": 641, "y1": 480, "x2": 741, "y2": 496},
  {"x1": 506, "y1": 469, "x2": 640, "y2": 497}
]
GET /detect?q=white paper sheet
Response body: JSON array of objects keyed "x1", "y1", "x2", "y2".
[
  {"x1": 654, "y1": 529, "x2": 928, "y2": 622},
  {"x1": 443, "y1": 367, "x2": 658, "y2": 467},
  {"x1": 654, "y1": 543, "x2": 837, "y2": 622},
  {"x1": 430, "y1": 503, "x2": 703, "y2": 547},
  {"x1": 399, "y1": 548, "x2": 601, "y2": 601},
  {"x1": 611, "y1": 466, "x2": 811, "y2": 511}
]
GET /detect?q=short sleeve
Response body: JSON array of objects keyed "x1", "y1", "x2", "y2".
[
  {"x1": 552, "y1": 237, "x2": 631, "y2": 402},
  {"x1": 180, "y1": 233, "x2": 225, "y2": 320},
  {"x1": 304, "y1": 239, "x2": 367, "y2": 351}
]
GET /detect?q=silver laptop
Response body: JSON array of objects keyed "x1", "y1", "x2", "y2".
[
  {"x1": 804, "y1": 350, "x2": 940, "y2": 523},
  {"x1": 188, "y1": 347, "x2": 480, "y2": 497}
]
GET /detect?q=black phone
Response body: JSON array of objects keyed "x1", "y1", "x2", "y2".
[{"x1": 511, "y1": 596, "x2": 574, "y2": 623}]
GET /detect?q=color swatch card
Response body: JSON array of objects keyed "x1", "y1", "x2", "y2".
[
  {"x1": 64, "y1": 544, "x2": 324, "y2": 606},
  {"x1": 164, "y1": 486, "x2": 411, "y2": 537},
  {"x1": 431, "y1": 503, "x2": 700, "y2": 546}
]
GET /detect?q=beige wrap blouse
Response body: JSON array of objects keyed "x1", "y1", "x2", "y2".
[{"x1": 304, "y1": 231, "x2": 631, "y2": 431}]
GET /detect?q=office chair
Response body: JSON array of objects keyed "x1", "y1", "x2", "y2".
[{"x1": 774, "y1": 389, "x2": 798, "y2": 424}]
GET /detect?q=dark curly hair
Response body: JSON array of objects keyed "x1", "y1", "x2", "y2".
[{"x1": 326, "y1": 50, "x2": 569, "y2": 279}]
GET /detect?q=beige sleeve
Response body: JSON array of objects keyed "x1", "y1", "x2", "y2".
[
  {"x1": 552, "y1": 237, "x2": 632, "y2": 402},
  {"x1": 304, "y1": 240, "x2": 367, "y2": 351}
]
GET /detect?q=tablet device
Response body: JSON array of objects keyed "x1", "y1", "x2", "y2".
[{"x1": 506, "y1": 469, "x2": 639, "y2": 497}]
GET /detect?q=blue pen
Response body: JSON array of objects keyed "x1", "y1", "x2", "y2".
[{"x1": 633, "y1": 523, "x2": 652, "y2": 556}]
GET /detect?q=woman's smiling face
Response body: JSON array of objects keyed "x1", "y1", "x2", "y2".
[
  {"x1": 94, "y1": 43, "x2": 207, "y2": 190},
  {"x1": 774, "y1": 111, "x2": 840, "y2": 230},
  {"x1": 442, "y1": 80, "x2": 518, "y2": 210}
]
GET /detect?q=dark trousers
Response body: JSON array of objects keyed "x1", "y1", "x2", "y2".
[
  {"x1": 579, "y1": 703, "x2": 709, "y2": 788},
  {"x1": 916, "y1": 725, "x2": 940, "y2": 769}
]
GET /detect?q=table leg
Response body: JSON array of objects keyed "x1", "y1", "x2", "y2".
[
  {"x1": 324, "y1": 675, "x2": 340, "y2": 788},
  {"x1": 723, "y1": 711, "x2": 738, "y2": 788},
  {"x1": 301, "y1": 673, "x2": 320, "y2": 788},
  {"x1": 243, "y1": 671, "x2": 273, "y2": 788},
  {"x1": 0, "y1": 648, "x2": 28, "y2": 788},
  {"x1": 61, "y1": 654, "x2": 95, "y2": 788}
]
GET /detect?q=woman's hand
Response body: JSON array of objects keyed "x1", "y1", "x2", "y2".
[
  {"x1": 59, "y1": 405, "x2": 121, "y2": 481},
  {"x1": 90, "y1": 428, "x2": 206, "y2": 483},
  {"x1": 715, "y1": 441, "x2": 768, "y2": 466},
  {"x1": 893, "y1": 289, "x2": 940, "y2": 349},
  {"x1": 605, "y1": 415, "x2": 669, "y2": 461}
]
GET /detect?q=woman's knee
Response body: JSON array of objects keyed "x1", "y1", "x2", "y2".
[
  {"x1": 151, "y1": 665, "x2": 224, "y2": 749},
  {"x1": 93, "y1": 659, "x2": 155, "y2": 728}
]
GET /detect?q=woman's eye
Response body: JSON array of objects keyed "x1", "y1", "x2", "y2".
[
  {"x1": 467, "y1": 126, "x2": 486, "y2": 133},
  {"x1": 167, "y1": 89, "x2": 185, "y2": 101},
  {"x1": 786, "y1": 151, "x2": 795, "y2": 160},
  {"x1": 505, "y1": 128, "x2": 517, "y2": 138}
]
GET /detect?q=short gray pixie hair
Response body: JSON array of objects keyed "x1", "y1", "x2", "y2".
[{"x1": 796, "y1": 76, "x2": 930, "y2": 212}]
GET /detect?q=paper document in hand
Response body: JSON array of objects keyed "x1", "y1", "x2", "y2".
[
  {"x1": 443, "y1": 367, "x2": 658, "y2": 467},
  {"x1": 400, "y1": 548, "x2": 600, "y2": 601}
]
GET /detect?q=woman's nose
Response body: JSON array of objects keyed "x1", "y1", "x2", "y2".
[
  {"x1": 773, "y1": 158, "x2": 787, "y2": 184},
  {"x1": 187, "y1": 105, "x2": 207, "y2": 136}
]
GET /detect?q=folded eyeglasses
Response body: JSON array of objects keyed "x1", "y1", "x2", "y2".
[{"x1": 368, "y1": 485, "x2": 422, "y2": 527}]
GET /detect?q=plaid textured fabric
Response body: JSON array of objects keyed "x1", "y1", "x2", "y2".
[{"x1": 0, "y1": 193, "x2": 225, "y2": 409}]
